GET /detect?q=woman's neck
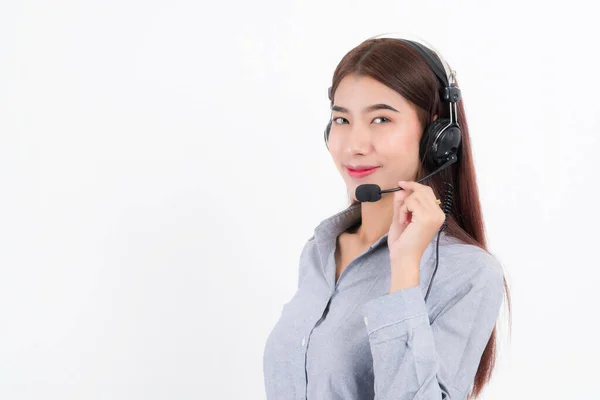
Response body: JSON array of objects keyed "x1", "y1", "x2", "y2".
[{"x1": 348, "y1": 195, "x2": 395, "y2": 246}]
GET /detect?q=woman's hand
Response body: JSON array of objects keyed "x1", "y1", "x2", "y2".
[{"x1": 387, "y1": 180, "x2": 446, "y2": 265}]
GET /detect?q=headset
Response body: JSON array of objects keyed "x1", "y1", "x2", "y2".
[
  {"x1": 324, "y1": 33, "x2": 463, "y2": 302},
  {"x1": 324, "y1": 33, "x2": 462, "y2": 172}
]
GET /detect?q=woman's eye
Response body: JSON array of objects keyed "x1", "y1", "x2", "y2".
[
  {"x1": 373, "y1": 116, "x2": 390, "y2": 124},
  {"x1": 332, "y1": 116, "x2": 390, "y2": 125}
]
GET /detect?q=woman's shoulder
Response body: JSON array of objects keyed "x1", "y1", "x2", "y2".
[{"x1": 432, "y1": 240, "x2": 506, "y2": 296}]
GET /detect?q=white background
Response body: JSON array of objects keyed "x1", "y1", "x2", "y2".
[{"x1": 1, "y1": 0, "x2": 599, "y2": 399}]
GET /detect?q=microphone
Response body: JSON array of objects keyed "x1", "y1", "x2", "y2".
[
  {"x1": 355, "y1": 155, "x2": 457, "y2": 202},
  {"x1": 355, "y1": 184, "x2": 383, "y2": 202}
]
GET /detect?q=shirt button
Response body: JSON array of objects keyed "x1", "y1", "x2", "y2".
[
  {"x1": 364, "y1": 316, "x2": 368, "y2": 326},
  {"x1": 301, "y1": 337, "x2": 306, "y2": 346}
]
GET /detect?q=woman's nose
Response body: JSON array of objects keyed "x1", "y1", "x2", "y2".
[{"x1": 344, "y1": 125, "x2": 371, "y2": 154}]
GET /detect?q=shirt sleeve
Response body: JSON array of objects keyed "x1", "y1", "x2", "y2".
[{"x1": 361, "y1": 259, "x2": 505, "y2": 400}]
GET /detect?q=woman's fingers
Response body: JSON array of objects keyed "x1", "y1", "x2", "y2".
[
  {"x1": 393, "y1": 189, "x2": 410, "y2": 225},
  {"x1": 398, "y1": 181, "x2": 445, "y2": 227},
  {"x1": 399, "y1": 194, "x2": 424, "y2": 223}
]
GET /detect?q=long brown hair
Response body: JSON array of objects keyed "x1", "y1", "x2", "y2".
[{"x1": 329, "y1": 37, "x2": 512, "y2": 399}]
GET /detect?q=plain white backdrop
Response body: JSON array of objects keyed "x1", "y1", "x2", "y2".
[{"x1": 1, "y1": 0, "x2": 599, "y2": 399}]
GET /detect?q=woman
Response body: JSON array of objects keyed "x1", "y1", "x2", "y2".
[{"x1": 263, "y1": 34, "x2": 511, "y2": 400}]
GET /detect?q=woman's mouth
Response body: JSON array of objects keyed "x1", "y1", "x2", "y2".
[{"x1": 345, "y1": 166, "x2": 379, "y2": 179}]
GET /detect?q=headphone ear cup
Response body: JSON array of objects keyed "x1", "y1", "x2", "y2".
[
  {"x1": 420, "y1": 118, "x2": 462, "y2": 168},
  {"x1": 324, "y1": 120, "x2": 332, "y2": 148}
]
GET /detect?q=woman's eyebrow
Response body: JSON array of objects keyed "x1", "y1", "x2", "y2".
[{"x1": 331, "y1": 103, "x2": 400, "y2": 113}]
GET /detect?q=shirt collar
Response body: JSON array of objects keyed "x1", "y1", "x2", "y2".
[{"x1": 312, "y1": 202, "x2": 457, "y2": 276}]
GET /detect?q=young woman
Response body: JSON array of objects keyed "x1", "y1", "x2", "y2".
[{"x1": 263, "y1": 34, "x2": 511, "y2": 400}]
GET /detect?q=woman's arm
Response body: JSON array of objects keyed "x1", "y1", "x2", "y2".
[{"x1": 361, "y1": 258, "x2": 504, "y2": 399}]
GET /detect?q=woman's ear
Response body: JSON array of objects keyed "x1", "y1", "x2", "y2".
[{"x1": 433, "y1": 114, "x2": 438, "y2": 121}]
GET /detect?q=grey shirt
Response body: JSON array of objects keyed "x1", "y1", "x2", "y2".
[{"x1": 262, "y1": 202, "x2": 505, "y2": 400}]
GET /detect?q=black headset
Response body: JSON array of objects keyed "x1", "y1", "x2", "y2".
[{"x1": 323, "y1": 37, "x2": 463, "y2": 172}]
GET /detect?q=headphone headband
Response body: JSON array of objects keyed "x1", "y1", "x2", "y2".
[
  {"x1": 368, "y1": 32, "x2": 457, "y2": 88},
  {"x1": 327, "y1": 33, "x2": 461, "y2": 104},
  {"x1": 402, "y1": 40, "x2": 449, "y2": 88}
]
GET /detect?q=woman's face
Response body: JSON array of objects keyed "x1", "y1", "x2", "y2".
[{"x1": 328, "y1": 74, "x2": 428, "y2": 201}]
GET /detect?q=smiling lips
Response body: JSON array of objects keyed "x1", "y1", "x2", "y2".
[{"x1": 345, "y1": 166, "x2": 379, "y2": 178}]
